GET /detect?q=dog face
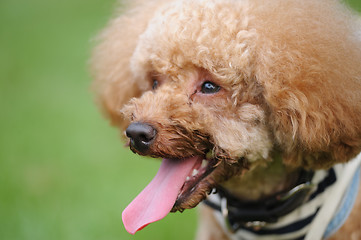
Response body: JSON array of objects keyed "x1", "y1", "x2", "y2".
[
  {"x1": 92, "y1": 0, "x2": 361, "y2": 221},
  {"x1": 122, "y1": 68, "x2": 272, "y2": 210},
  {"x1": 119, "y1": 1, "x2": 277, "y2": 210}
]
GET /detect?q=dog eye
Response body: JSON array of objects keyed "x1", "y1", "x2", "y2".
[
  {"x1": 201, "y1": 81, "x2": 221, "y2": 94},
  {"x1": 152, "y1": 79, "x2": 158, "y2": 90}
]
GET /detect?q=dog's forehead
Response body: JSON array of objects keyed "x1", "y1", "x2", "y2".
[{"x1": 130, "y1": 0, "x2": 256, "y2": 83}]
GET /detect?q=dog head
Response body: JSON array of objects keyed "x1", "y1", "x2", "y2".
[{"x1": 92, "y1": 0, "x2": 361, "y2": 221}]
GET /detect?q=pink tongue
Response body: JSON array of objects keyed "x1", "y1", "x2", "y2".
[{"x1": 122, "y1": 156, "x2": 200, "y2": 234}]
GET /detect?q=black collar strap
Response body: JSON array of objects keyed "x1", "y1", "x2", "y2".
[{"x1": 203, "y1": 170, "x2": 315, "y2": 232}]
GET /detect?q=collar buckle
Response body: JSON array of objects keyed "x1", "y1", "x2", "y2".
[{"x1": 277, "y1": 182, "x2": 315, "y2": 201}]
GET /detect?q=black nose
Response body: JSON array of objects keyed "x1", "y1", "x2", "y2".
[{"x1": 126, "y1": 122, "x2": 157, "y2": 154}]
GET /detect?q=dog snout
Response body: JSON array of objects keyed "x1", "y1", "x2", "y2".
[{"x1": 126, "y1": 122, "x2": 157, "y2": 154}]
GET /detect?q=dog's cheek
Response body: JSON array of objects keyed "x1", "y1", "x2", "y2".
[{"x1": 209, "y1": 104, "x2": 272, "y2": 162}]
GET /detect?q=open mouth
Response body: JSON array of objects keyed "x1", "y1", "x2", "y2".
[
  {"x1": 173, "y1": 153, "x2": 218, "y2": 210},
  {"x1": 122, "y1": 151, "x2": 219, "y2": 234}
]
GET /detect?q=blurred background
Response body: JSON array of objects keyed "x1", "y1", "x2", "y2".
[{"x1": 0, "y1": 0, "x2": 360, "y2": 239}]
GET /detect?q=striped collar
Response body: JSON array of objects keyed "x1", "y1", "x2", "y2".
[{"x1": 203, "y1": 157, "x2": 361, "y2": 240}]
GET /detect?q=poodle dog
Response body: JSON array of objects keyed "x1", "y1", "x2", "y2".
[{"x1": 91, "y1": 0, "x2": 361, "y2": 239}]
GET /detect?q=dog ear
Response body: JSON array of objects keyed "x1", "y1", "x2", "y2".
[
  {"x1": 254, "y1": 3, "x2": 361, "y2": 169},
  {"x1": 91, "y1": 1, "x2": 164, "y2": 128}
]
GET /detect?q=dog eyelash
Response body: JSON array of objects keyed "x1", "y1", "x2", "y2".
[{"x1": 201, "y1": 81, "x2": 221, "y2": 94}]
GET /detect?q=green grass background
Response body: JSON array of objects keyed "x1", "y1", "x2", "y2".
[{"x1": 0, "y1": 0, "x2": 360, "y2": 239}]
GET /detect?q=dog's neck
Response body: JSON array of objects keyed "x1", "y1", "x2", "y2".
[{"x1": 220, "y1": 153, "x2": 300, "y2": 202}]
